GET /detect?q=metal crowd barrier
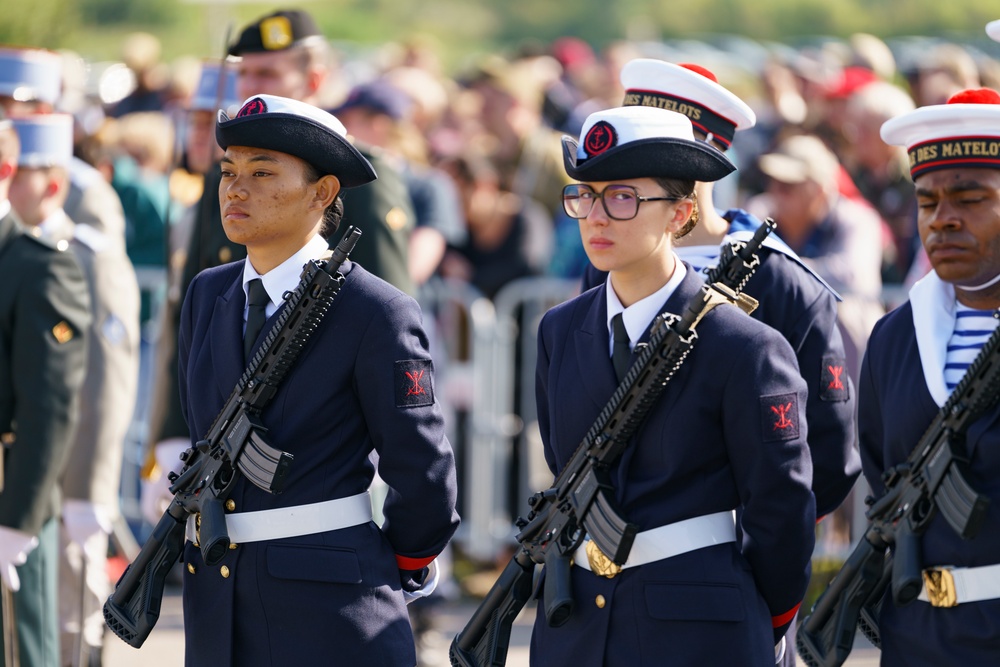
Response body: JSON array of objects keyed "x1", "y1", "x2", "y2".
[{"x1": 418, "y1": 276, "x2": 579, "y2": 561}]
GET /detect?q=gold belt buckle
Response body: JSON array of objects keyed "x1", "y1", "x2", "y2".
[
  {"x1": 922, "y1": 567, "x2": 958, "y2": 607},
  {"x1": 585, "y1": 540, "x2": 622, "y2": 579}
]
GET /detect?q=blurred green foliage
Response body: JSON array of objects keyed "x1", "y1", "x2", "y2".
[{"x1": 2, "y1": 0, "x2": 999, "y2": 69}]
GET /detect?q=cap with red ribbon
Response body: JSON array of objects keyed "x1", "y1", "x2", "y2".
[
  {"x1": 217, "y1": 94, "x2": 376, "y2": 188},
  {"x1": 619, "y1": 58, "x2": 755, "y2": 150},
  {"x1": 562, "y1": 105, "x2": 735, "y2": 183},
  {"x1": 880, "y1": 88, "x2": 1000, "y2": 180}
]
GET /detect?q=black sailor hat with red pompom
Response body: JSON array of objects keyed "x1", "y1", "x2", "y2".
[{"x1": 216, "y1": 94, "x2": 377, "y2": 188}]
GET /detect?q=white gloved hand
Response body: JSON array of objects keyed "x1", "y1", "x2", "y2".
[
  {"x1": 403, "y1": 559, "x2": 440, "y2": 605},
  {"x1": 62, "y1": 499, "x2": 113, "y2": 549},
  {"x1": 775, "y1": 635, "x2": 786, "y2": 664},
  {"x1": 0, "y1": 525, "x2": 40, "y2": 592},
  {"x1": 140, "y1": 438, "x2": 189, "y2": 526}
]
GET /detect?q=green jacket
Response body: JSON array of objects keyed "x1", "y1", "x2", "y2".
[{"x1": 0, "y1": 211, "x2": 90, "y2": 534}]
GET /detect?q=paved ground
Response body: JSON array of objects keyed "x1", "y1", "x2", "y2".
[{"x1": 103, "y1": 587, "x2": 880, "y2": 667}]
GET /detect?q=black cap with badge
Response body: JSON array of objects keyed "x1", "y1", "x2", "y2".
[
  {"x1": 228, "y1": 9, "x2": 325, "y2": 56},
  {"x1": 217, "y1": 94, "x2": 377, "y2": 188}
]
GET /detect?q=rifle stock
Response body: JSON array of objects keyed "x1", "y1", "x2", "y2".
[
  {"x1": 448, "y1": 220, "x2": 776, "y2": 667},
  {"x1": 450, "y1": 551, "x2": 536, "y2": 667},
  {"x1": 103, "y1": 508, "x2": 187, "y2": 647},
  {"x1": 104, "y1": 228, "x2": 362, "y2": 647}
]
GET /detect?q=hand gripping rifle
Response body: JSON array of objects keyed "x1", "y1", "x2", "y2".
[
  {"x1": 796, "y1": 319, "x2": 1000, "y2": 667},
  {"x1": 103, "y1": 227, "x2": 362, "y2": 648},
  {"x1": 449, "y1": 219, "x2": 775, "y2": 667}
]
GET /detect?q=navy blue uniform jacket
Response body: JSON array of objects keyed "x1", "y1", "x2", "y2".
[
  {"x1": 582, "y1": 213, "x2": 858, "y2": 517},
  {"x1": 860, "y1": 303, "x2": 1000, "y2": 666},
  {"x1": 531, "y1": 266, "x2": 816, "y2": 667},
  {"x1": 178, "y1": 258, "x2": 459, "y2": 667}
]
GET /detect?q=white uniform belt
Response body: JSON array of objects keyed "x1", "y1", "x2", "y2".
[
  {"x1": 574, "y1": 510, "x2": 736, "y2": 572},
  {"x1": 918, "y1": 562, "x2": 1000, "y2": 606},
  {"x1": 185, "y1": 491, "x2": 372, "y2": 545}
]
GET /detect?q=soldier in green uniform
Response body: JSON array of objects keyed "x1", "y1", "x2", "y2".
[
  {"x1": 0, "y1": 110, "x2": 90, "y2": 666},
  {"x1": 10, "y1": 113, "x2": 141, "y2": 667}
]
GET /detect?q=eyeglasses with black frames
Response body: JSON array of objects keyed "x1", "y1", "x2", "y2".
[{"x1": 562, "y1": 183, "x2": 686, "y2": 221}]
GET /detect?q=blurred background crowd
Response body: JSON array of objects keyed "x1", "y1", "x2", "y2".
[{"x1": 4, "y1": 2, "x2": 1000, "y2": 665}]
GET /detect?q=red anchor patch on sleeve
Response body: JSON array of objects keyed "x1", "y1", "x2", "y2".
[
  {"x1": 760, "y1": 393, "x2": 800, "y2": 442},
  {"x1": 395, "y1": 359, "x2": 435, "y2": 408},
  {"x1": 820, "y1": 356, "x2": 850, "y2": 402}
]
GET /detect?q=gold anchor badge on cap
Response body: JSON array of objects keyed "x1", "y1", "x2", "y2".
[{"x1": 260, "y1": 16, "x2": 294, "y2": 51}]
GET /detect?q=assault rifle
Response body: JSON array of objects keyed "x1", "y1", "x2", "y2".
[
  {"x1": 449, "y1": 220, "x2": 775, "y2": 667},
  {"x1": 796, "y1": 320, "x2": 1000, "y2": 667},
  {"x1": 104, "y1": 227, "x2": 362, "y2": 648}
]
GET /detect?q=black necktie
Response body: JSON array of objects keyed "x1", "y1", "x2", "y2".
[
  {"x1": 244, "y1": 278, "x2": 269, "y2": 362},
  {"x1": 611, "y1": 313, "x2": 631, "y2": 382}
]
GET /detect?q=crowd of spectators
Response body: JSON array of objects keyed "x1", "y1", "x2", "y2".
[
  {"x1": 6, "y1": 20, "x2": 1000, "y2": 665},
  {"x1": 41, "y1": 29, "x2": 1000, "y2": 307}
]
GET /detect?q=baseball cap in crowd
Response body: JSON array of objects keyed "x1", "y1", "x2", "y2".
[
  {"x1": 217, "y1": 94, "x2": 376, "y2": 188},
  {"x1": 880, "y1": 87, "x2": 1000, "y2": 180},
  {"x1": 823, "y1": 66, "x2": 878, "y2": 100},
  {"x1": 189, "y1": 62, "x2": 241, "y2": 114},
  {"x1": 0, "y1": 47, "x2": 62, "y2": 106},
  {"x1": 332, "y1": 81, "x2": 413, "y2": 121},
  {"x1": 11, "y1": 114, "x2": 74, "y2": 168},
  {"x1": 228, "y1": 9, "x2": 325, "y2": 56},
  {"x1": 620, "y1": 59, "x2": 755, "y2": 150},
  {"x1": 987, "y1": 20, "x2": 1000, "y2": 42},
  {"x1": 758, "y1": 135, "x2": 839, "y2": 186},
  {"x1": 562, "y1": 105, "x2": 735, "y2": 183}
]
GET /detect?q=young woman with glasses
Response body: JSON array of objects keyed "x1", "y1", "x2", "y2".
[{"x1": 529, "y1": 105, "x2": 816, "y2": 667}]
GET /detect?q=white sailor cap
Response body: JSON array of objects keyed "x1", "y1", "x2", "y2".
[
  {"x1": 0, "y1": 47, "x2": 62, "y2": 106},
  {"x1": 619, "y1": 59, "x2": 755, "y2": 149},
  {"x1": 189, "y1": 61, "x2": 240, "y2": 114},
  {"x1": 880, "y1": 88, "x2": 1000, "y2": 180},
  {"x1": 11, "y1": 114, "x2": 74, "y2": 169},
  {"x1": 987, "y1": 19, "x2": 1000, "y2": 42}
]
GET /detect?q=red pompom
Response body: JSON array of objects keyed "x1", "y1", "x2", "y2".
[
  {"x1": 679, "y1": 63, "x2": 718, "y2": 83},
  {"x1": 947, "y1": 88, "x2": 1000, "y2": 105}
]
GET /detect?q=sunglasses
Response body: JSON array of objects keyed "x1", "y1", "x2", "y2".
[{"x1": 562, "y1": 183, "x2": 685, "y2": 221}]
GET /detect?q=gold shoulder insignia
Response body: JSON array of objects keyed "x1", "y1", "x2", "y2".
[
  {"x1": 385, "y1": 206, "x2": 408, "y2": 231},
  {"x1": 260, "y1": 16, "x2": 294, "y2": 50},
  {"x1": 52, "y1": 321, "x2": 74, "y2": 344}
]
